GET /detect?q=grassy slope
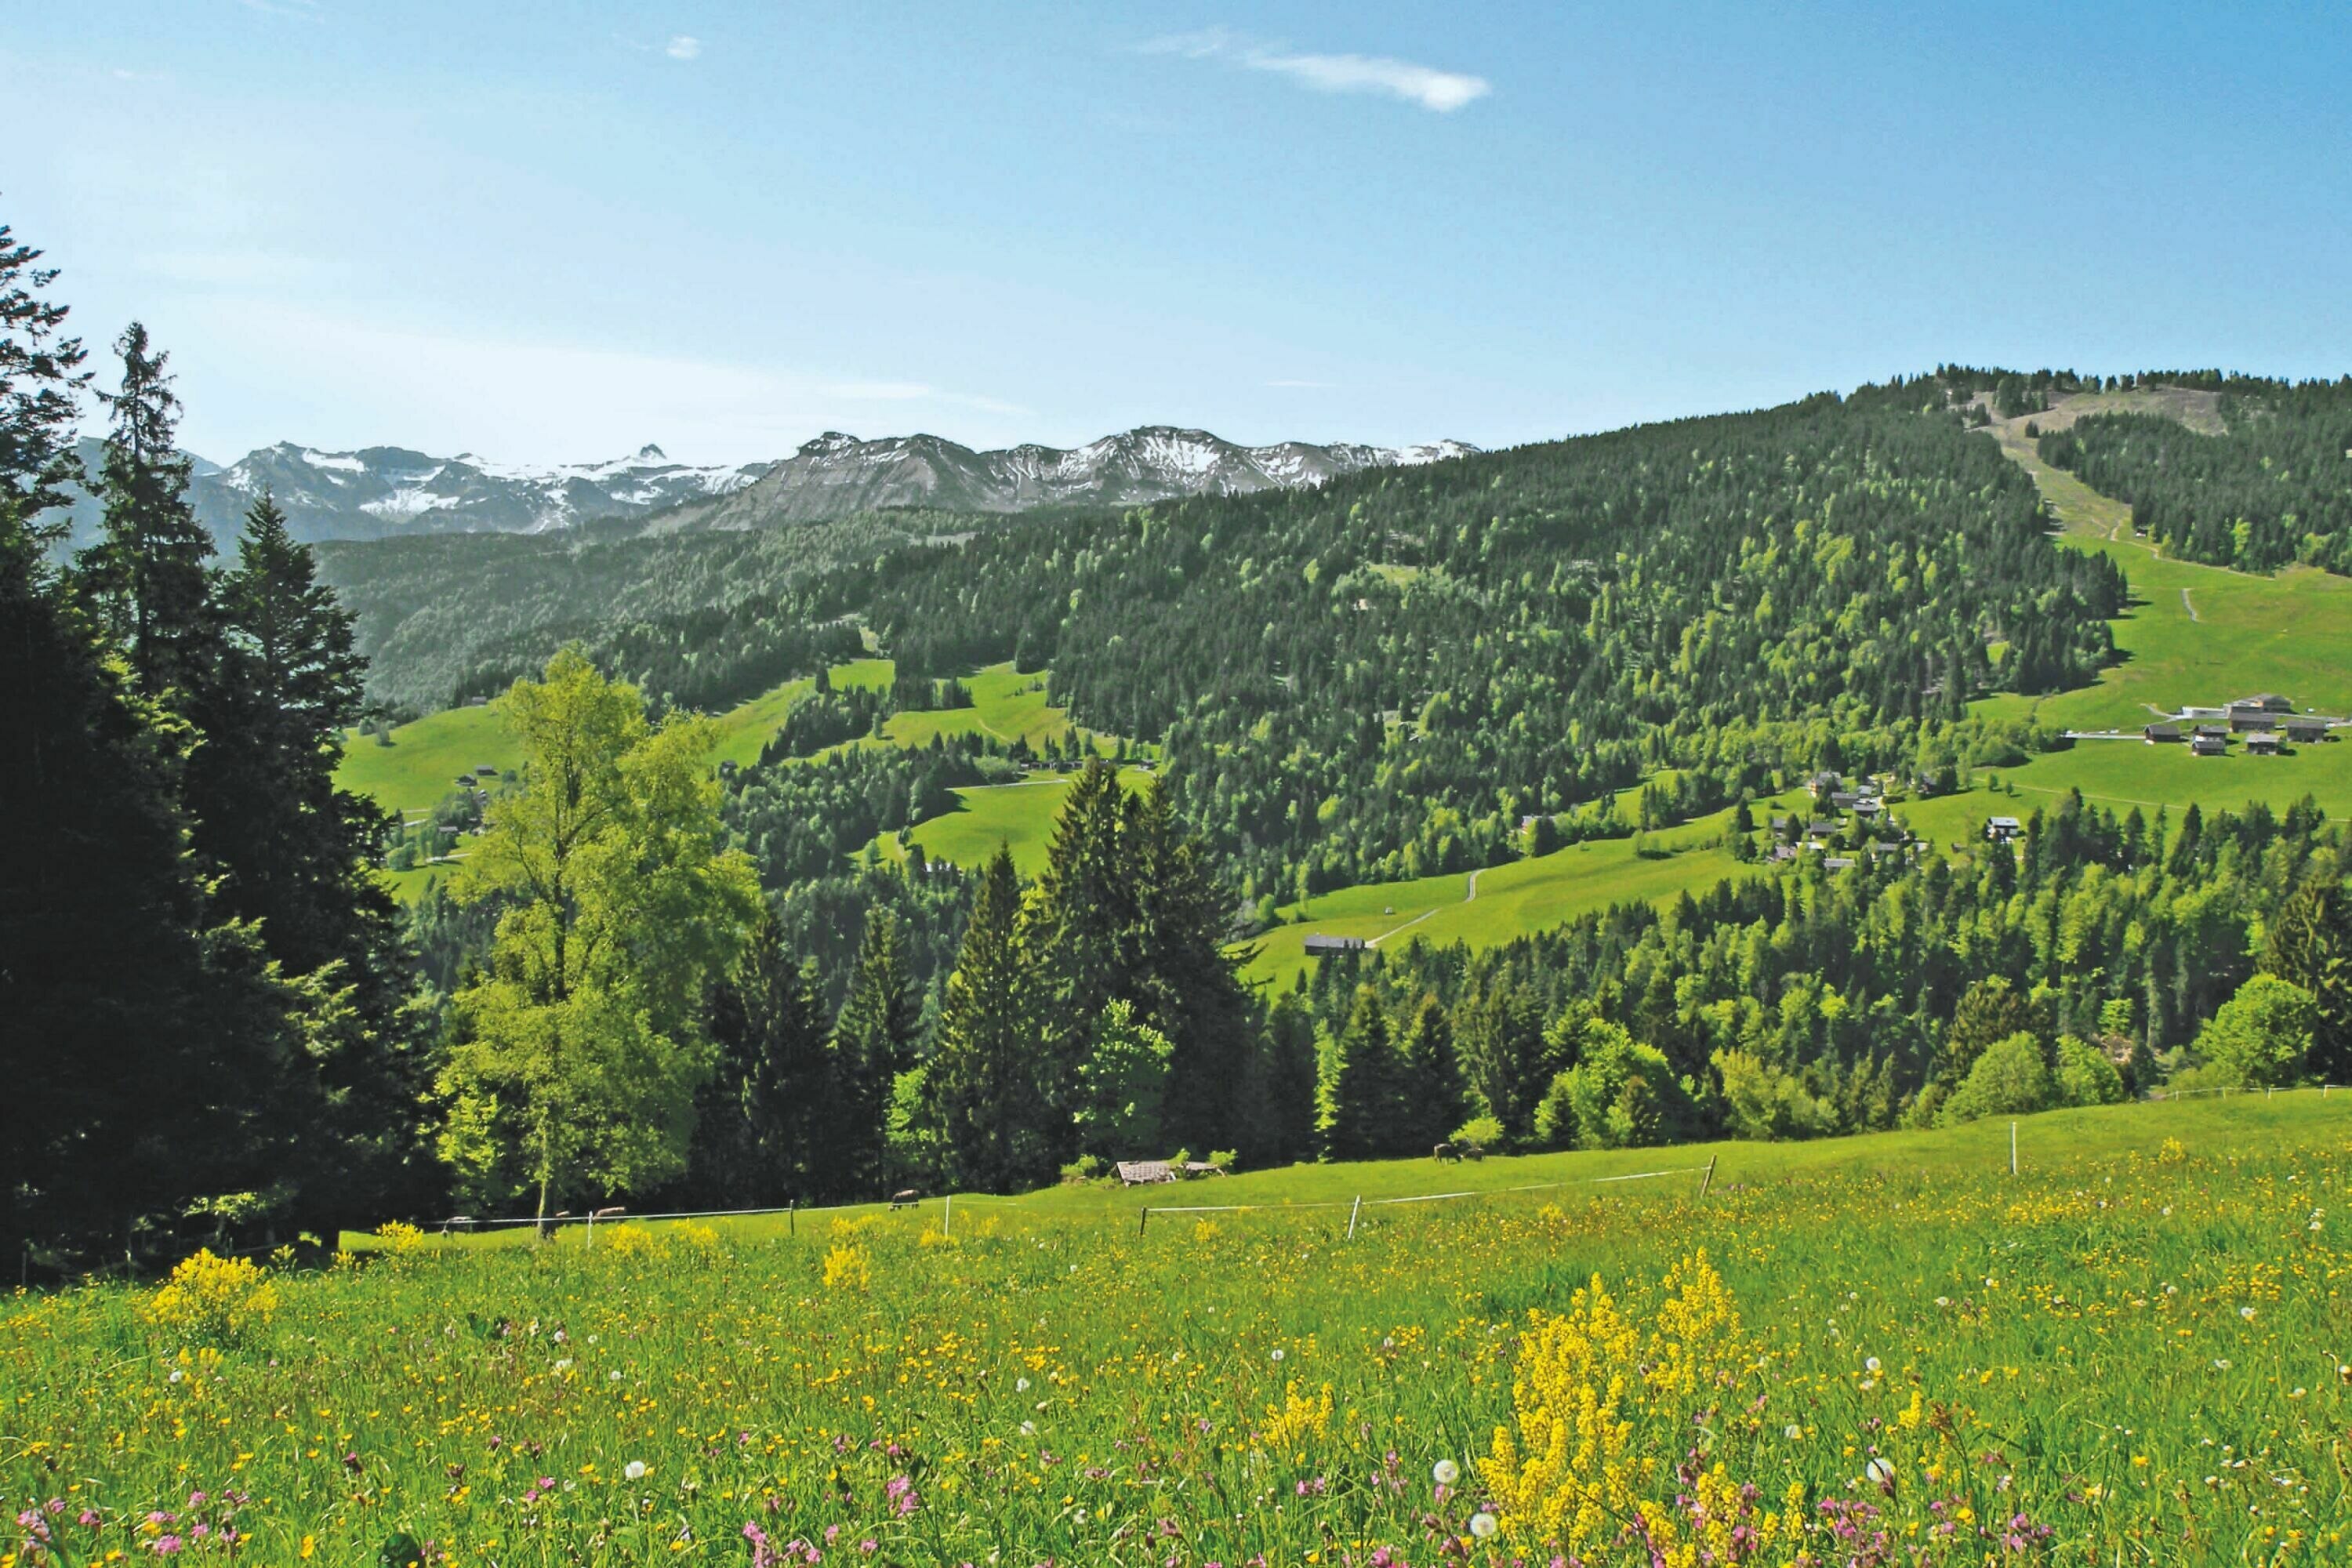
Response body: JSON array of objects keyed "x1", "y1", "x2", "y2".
[
  {"x1": 881, "y1": 663, "x2": 1112, "y2": 753},
  {"x1": 1245, "y1": 795, "x2": 1790, "y2": 992},
  {"x1": 1958, "y1": 403, "x2": 2352, "y2": 822},
  {"x1": 0, "y1": 1095, "x2": 2300, "y2": 1564},
  {"x1": 873, "y1": 766, "x2": 1160, "y2": 879}
]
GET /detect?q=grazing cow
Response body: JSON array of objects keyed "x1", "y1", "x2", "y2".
[
  {"x1": 1434, "y1": 1142, "x2": 1460, "y2": 1163},
  {"x1": 889, "y1": 1189, "x2": 920, "y2": 1210}
]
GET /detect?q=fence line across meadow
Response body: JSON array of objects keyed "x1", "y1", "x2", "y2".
[
  {"x1": 1138, "y1": 1161, "x2": 1718, "y2": 1238},
  {"x1": 431, "y1": 1084, "x2": 2349, "y2": 1248}
]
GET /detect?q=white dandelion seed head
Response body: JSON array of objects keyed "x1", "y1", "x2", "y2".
[
  {"x1": 1865, "y1": 1356, "x2": 1882, "y2": 1374},
  {"x1": 1469, "y1": 1512, "x2": 1498, "y2": 1539},
  {"x1": 1432, "y1": 1459, "x2": 1461, "y2": 1486},
  {"x1": 623, "y1": 1460, "x2": 647, "y2": 1482},
  {"x1": 1270, "y1": 1348, "x2": 1285, "y2": 1362}
]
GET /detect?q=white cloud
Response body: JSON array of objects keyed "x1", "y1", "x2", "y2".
[
  {"x1": 666, "y1": 34, "x2": 702, "y2": 61},
  {"x1": 1142, "y1": 27, "x2": 1489, "y2": 113}
]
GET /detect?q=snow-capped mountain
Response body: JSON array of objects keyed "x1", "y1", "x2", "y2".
[
  {"x1": 42, "y1": 427, "x2": 1478, "y2": 549},
  {"x1": 190, "y1": 442, "x2": 771, "y2": 543},
  {"x1": 664, "y1": 426, "x2": 1482, "y2": 529}
]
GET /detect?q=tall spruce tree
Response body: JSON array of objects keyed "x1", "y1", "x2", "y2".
[
  {"x1": 78, "y1": 324, "x2": 214, "y2": 701},
  {"x1": 1236, "y1": 989, "x2": 1319, "y2": 1167},
  {"x1": 1026, "y1": 759, "x2": 1140, "y2": 1156},
  {"x1": 194, "y1": 491, "x2": 432, "y2": 1232},
  {"x1": 1126, "y1": 780, "x2": 1253, "y2": 1149},
  {"x1": 926, "y1": 844, "x2": 1047, "y2": 1192},
  {"x1": 830, "y1": 909, "x2": 920, "y2": 1197},
  {"x1": 1457, "y1": 978, "x2": 1549, "y2": 1140},
  {"x1": 689, "y1": 908, "x2": 830, "y2": 1204},
  {"x1": 1400, "y1": 993, "x2": 1467, "y2": 1145},
  {"x1": 1317, "y1": 986, "x2": 1410, "y2": 1161}
]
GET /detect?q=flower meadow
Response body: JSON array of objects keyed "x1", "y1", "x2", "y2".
[{"x1": 4, "y1": 1098, "x2": 2349, "y2": 1566}]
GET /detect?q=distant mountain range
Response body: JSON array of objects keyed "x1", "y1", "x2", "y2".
[
  {"x1": 43, "y1": 427, "x2": 1477, "y2": 549},
  {"x1": 657, "y1": 426, "x2": 1478, "y2": 531}
]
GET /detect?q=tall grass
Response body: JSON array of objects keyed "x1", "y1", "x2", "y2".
[{"x1": 3, "y1": 1096, "x2": 2345, "y2": 1564}]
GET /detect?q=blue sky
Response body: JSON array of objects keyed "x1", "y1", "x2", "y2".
[{"x1": 5, "y1": 2, "x2": 2350, "y2": 465}]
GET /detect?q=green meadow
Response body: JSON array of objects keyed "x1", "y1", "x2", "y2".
[
  {"x1": 880, "y1": 662, "x2": 1113, "y2": 754},
  {"x1": 873, "y1": 765, "x2": 1160, "y2": 879},
  {"x1": 9, "y1": 1094, "x2": 2344, "y2": 1566},
  {"x1": 1247, "y1": 799, "x2": 1778, "y2": 991}
]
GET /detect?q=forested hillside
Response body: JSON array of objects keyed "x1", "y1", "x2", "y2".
[
  {"x1": 2037, "y1": 373, "x2": 2352, "y2": 573},
  {"x1": 868, "y1": 382, "x2": 2125, "y2": 898},
  {"x1": 316, "y1": 510, "x2": 978, "y2": 713}
]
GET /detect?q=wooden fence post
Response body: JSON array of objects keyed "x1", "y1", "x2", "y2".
[
  {"x1": 1346, "y1": 1195, "x2": 1363, "y2": 1240},
  {"x1": 1697, "y1": 1155, "x2": 1718, "y2": 1200},
  {"x1": 2009, "y1": 1120, "x2": 2018, "y2": 1177},
  {"x1": 943, "y1": 1195, "x2": 952, "y2": 1237},
  {"x1": 1138, "y1": 1206, "x2": 1149, "y2": 1236}
]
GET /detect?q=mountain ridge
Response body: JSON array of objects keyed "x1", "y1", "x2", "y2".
[{"x1": 47, "y1": 426, "x2": 1479, "y2": 549}]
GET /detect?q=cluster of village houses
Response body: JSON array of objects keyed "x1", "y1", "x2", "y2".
[
  {"x1": 1766, "y1": 769, "x2": 1936, "y2": 868},
  {"x1": 2136, "y1": 693, "x2": 2337, "y2": 757}
]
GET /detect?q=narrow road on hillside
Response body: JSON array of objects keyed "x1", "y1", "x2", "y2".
[
  {"x1": 1368, "y1": 867, "x2": 1486, "y2": 948},
  {"x1": 2180, "y1": 587, "x2": 2200, "y2": 622}
]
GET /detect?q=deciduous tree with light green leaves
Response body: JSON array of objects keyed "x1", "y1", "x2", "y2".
[
  {"x1": 2195, "y1": 973, "x2": 2320, "y2": 1089},
  {"x1": 435, "y1": 648, "x2": 759, "y2": 1226}
]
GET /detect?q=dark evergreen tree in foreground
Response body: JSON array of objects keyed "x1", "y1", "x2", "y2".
[
  {"x1": 1, "y1": 240, "x2": 287, "y2": 1265},
  {"x1": 1318, "y1": 986, "x2": 1411, "y2": 1160},
  {"x1": 198, "y1": 492, "x2": 434, "y2": 1232},
  {"x1": 926, "y1": 845, "x2": 1047, "y2": 1192},
  {"x1": 688, "y1": 908, "x2": 831, "y2": 1205},
  {"x1": 829, "y1": 909, "x2": 919, "y2": 1198}
]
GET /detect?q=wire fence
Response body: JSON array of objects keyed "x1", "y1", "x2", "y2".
[
  {"x1": 426, "y1": 1083, "x2": 2350, "y2": 1247},
  {"x1": 1138, "y1": 1160, "x2": 1717, "y2": 1237}
]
